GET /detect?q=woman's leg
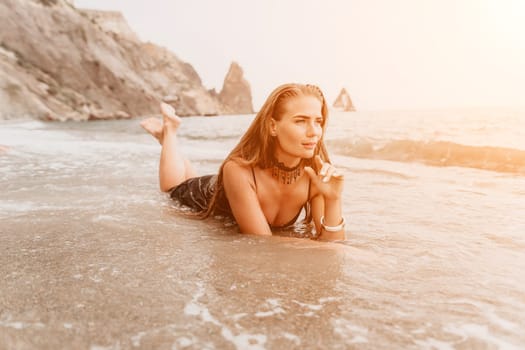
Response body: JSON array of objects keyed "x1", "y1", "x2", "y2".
[{"x1": 140, "y1": 103, "x2": 197, "y2": 192}]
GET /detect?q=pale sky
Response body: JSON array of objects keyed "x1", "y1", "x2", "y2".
[{"x1": 75, "y1": 0, "x2": 525, "y2": 110}]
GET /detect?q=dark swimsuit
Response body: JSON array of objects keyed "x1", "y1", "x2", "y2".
[{"x1": 169, "y1": 168, "x2": 311, "y2": 229}]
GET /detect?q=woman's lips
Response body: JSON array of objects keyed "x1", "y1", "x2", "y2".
[{"x1": 302, "y1": 142, "x2": 317, "y2": 149}]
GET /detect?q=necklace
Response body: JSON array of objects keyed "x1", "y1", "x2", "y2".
[{"x1": 271, "y1": 161, "x2": 302, "y2": 184}]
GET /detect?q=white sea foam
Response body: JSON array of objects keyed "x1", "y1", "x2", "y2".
[
  {"x1": 349, "y1": 335, "x2": 369, "y2": 344},
  {"x1": 0, "y1": 201, "x2": 37, "y2": 212},
  {"x1": 292, "y1": 300, "x2": 323, "y2": 311},
  {"x1": 232, "y1": 313, "x2": 248, "y2": 321},
  {"x1": 282, "y1": 332, "x2": 301, "y2": 345},
  {"x1": 0, "y1": 320, "x2": 45, "y2": 330},
  {"x1": 254, "y1": 309, "x2": 285, "y2": 318},
  {"x1": 183, "y1": 285, "x2": 218, "y2": 325},
  {"x1": 332, "y1": 318, "x2": 369, "y2": 344},
  {"x1": 484, "y1": 311, "x2": 519, "y2": 332},
  {"x1": 90, "y1": 343, "x2": 121, "y2": 350},
  {"x1": 254, "y1": 298, "x2": 285, "y2": 318},
  {"x1": 89, "y1": 276, "x2": 103, "y2": 283},
  {"x1": 3, "y1": 321, "x2": 23, "y2": 329},
  {"x1": 411, "y1": 327, "x2": 426, "y2": 334},
  {"x1": 414, "y1": 337, "x2": 455, "y2": 350},
  {"x1": 446, "y1": 298, "x2": 520, "y2": 332},
  {"x1": 130, "y1": 331, "x2": 146, "y2": 347},
  {"x1": 183, "y1": 283, "x2": 269, "y2": 349},
  {"x1": 318, "y1": 296, "x2": 339, "y2": 303},
  {"x1": 174, "y1": 336, "x2": 194, "y2": 348},
  {"x1": 443, "y1": 323, "x2": 521, "y2": 350},
  {"x1": 92, "y1": 215, "x2": 118, "y2": 222},
  {"x1": 220, "y1": 328, "x2": 267, "y2": 350}
]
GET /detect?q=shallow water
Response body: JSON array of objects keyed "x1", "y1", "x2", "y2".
[{"x1": 1, "y1": 110, "x2": 525, "y2": 349}]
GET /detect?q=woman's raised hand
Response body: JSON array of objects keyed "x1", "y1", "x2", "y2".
[{"x1": 304, "y1": 155, "x2": 344, "y2": 200}]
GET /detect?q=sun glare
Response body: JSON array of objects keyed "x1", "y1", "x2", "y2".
[{"x1": 481, "y1": 0, "x2": 525, "y2": 47}]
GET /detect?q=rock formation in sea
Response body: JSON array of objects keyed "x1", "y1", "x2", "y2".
[
  {"x1": 0, "y1": 0, "x2": 253, "y2": 120},
  {"x1": 219, "y1": 62, "x2": 254, "y2": 114},
  {"x1": 333, "y1": 88, "x2": 356, "y2": 112}
]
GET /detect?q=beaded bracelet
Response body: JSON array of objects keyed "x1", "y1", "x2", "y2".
[{"x1": 320, "y1": 216, "x2": 346, "y2": 232}]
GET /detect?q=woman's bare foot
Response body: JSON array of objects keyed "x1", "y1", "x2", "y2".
[
  {"x1": 140, "y1": 103, "x2": 182, "y2": 144},
  {"x1": 140, "y1": 117, "x2": 163, "y2": 144},
  {"x1": 160, "y1": 102, "x2": 182, "y2": 131}
]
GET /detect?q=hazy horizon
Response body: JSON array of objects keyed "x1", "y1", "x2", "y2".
[{"x1": 75, "y1": 0, "x2": 525, "y2": 111}]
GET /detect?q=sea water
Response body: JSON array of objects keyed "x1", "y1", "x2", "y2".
[{"x1": 1, "y1": 109, "x2": 524, "y2": 349}]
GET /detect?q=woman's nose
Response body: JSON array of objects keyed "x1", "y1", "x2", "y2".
[{"x1": 306, "y1": 121, "x2": 321, "y2": 136}]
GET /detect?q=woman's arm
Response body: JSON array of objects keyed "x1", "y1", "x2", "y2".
[
  {"x1": 222, "y1": 160, "x2": 273, "y2": 236},
  {"x1": 305, "y1": 156, "x2": 346, "y2": 241},
  {"x1": 310, "y1": 194, "x2": 345, "y2": 241}
]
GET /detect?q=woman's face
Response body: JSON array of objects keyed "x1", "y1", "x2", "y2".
[{"x1": 271, "y1": 94, "x2": 324, "y2": 165}]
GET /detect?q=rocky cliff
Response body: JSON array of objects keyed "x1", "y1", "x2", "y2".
[{"x1": 0, "y1": 0, "x2": 253, "y2": 120}]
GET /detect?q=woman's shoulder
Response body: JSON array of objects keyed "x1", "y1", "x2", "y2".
[
  {"x1": 223, "y1": 159, "x2": 253, "y2": 179},
  {"x1": 222, "y1": 159, "x2": 256, "y2": 190}
]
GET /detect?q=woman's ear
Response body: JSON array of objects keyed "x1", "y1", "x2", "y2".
[{"x1": 270, "y1": 118, "x2": 277, "y2": 136}]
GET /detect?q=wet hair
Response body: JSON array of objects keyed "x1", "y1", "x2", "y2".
[{"x1": 202, "y1": 83, "x2": 331, "y2": 221}]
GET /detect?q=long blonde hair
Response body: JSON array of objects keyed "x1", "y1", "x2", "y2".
[{"x1": 203, "y1": 83, "x2": 331, "y2": 220}]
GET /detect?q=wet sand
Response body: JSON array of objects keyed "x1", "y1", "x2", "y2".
[{"x1": 1, "y1": 208, "x2": 352, "y2": 349}]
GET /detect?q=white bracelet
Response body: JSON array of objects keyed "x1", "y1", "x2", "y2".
[{"x1": 320, "y1": 216, "x2": 345, "y2": 232}]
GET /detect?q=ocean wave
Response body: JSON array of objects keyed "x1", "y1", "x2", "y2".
[
  {"x1": 182, "y1": 134, "x2": 240, "y2": 141},
  {"x1": 328, "y1": 138, "x2": 525, "y2": 174}
]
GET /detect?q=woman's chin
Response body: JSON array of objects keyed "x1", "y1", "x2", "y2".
[
  {"x1": 278, "y1": 148, "x2": 315, "y2": 161},
  {"x1": 299, "y1": 150, "x2": 316, "y2": 159}
]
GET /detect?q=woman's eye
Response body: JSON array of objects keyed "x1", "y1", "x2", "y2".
[{"x1": 295, "y1": 120, "x2": 306, "y2": 124}]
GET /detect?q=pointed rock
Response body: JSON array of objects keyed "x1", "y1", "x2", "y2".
[
  {"x1": 333, "y1": 88, "x2": 356, "y2": 112},
  {"x1": 219, "y1": 62, "x2": 254, "y2": 114}
]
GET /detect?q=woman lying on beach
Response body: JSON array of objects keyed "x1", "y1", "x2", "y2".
[{"x1": 141, "y1": 83, "x2": 345, "y2": 241}]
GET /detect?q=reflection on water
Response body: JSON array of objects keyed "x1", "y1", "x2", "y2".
[{"x1": 1, "y1": 111, "x2": 525, "y2": 348}]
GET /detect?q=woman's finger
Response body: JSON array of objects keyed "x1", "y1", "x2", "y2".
[
  {"x1": 322, "y1": 166, "x2": 336, "y2": 183},
  {"x1": 319, "y1": 162, "x2": 331, "y2": 176},
  {"x1": 304, "y1": 166, "x2": 323, "y2": 187},
  {"x1": 332, "y1": 171, "x2": 344, "y2": 179}
]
